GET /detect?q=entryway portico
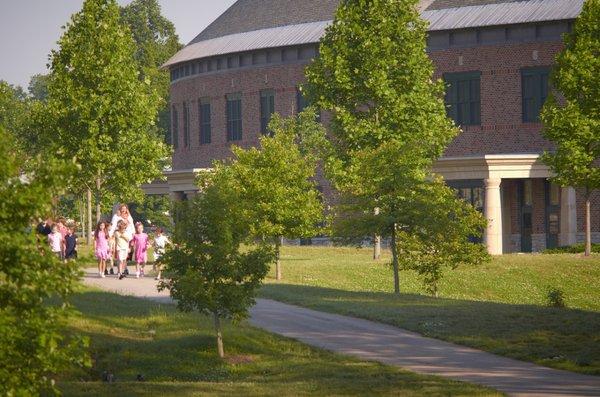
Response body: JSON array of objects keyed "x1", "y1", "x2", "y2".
[{"x1": 434, "y1": 154, "x2": 577, "y2": 255}]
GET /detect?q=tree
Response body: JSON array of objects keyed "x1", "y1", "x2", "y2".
[
  {"x1": 306, "y1": 0, "x2": 475, "y2": 293},
  {"x1": 226, "y1": 110, "x2": 325, "y2": 280},
  {"x1": 28, "y1": 74, "x2": 50, "y2": 101},
  {"x1": 44, "y1": 0, "x2": 169, "y2": 241},
  {"x1": 159, "y1": 168, "x2": 274, "y2": 358},
  {"x1": 129, "y1": 194, "x2": 172, "y2": 231},
  {"x1": 120, "y1": 0, "x2": 182, "y2": 145},
  {"x1": 541, "y1": 0, "x2": 600, "y2": 257},
  {"x1": 0, "y1": 125, "x2": 89, "y2": 395}
]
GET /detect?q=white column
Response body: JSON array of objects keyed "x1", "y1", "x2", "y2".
[
  {"x1": 559, "y1": 187, "x2": 577, "y2": 246},
  {"x1": 484, "y1": 178, "x2": 503, "y2": 255}
]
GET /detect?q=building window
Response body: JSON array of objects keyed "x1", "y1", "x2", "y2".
[
  {"x1": 296, "y1": 87, "x2": 321, "y2": 121},
  {"x1": 522, "y1": 67, "x2": 550, "y2": 122},
  {"x1": 260, "y1": 90, "x2": 275, "y2": 134},
  {"x1": 226, "y1": 93, "x2": 242, "y2": 141},
  {"x1": 199, "y1": 100, "x2": 211, "y2": 145},
  {"x1": 444, "y1": 71, "x2": 481, "y2": 126},
  {"x1": 171, "y1": 105, "x2": 179, "y2": 150},
  {"x1": 183, "y1": 101, "x2": 190, "y2": 148}
]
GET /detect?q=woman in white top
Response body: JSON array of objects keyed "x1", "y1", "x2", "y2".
[{"x1": 109, "y1": 204, "x2": 135, "y2": 237}]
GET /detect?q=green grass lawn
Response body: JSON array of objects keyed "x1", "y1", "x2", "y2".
[
  {"x1": 59, "y1": 289, "x2": 498, "y2": 396},
  {"x1": 259, "y1": 246, "x2": 600, "y2": 375}
]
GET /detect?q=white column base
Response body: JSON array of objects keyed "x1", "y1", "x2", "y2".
[{"x1": 484, "y1": 178, "x2": 503, "y2": 255}]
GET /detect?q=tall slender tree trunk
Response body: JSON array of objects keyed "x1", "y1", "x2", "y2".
[
  {"x1": 373, "y1": 208, "x2": 381, "y2": 260},
  {"x1": 391, "y1": 224, "x2": 400, "y2": 294},
  {"x1": 275, "y1": 236, "x2": 283, "y2": 281},
  {"x1": 585, "y1": 188, "x2": 591, "y2": 257},
  {"x1": 95, "y1": 177, "x2": 102, "y2": 223},
  {"x1": 213, "y1": 312, "x2": 224, "y2": 358},
  {"x1": 86, "y1": 188, "x2": 93, "y2": 246}
]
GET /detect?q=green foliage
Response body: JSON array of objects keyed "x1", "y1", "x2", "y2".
[
  {"x1": 28, "y1": 74, "x2": 51, "y2": 101},
  {"x1": 43, "y1": 0, "x2": 169, "y2": 204},
  {"x1": 543, "y1": 242, "x2": 600, "y2": 254},
  {"x1": 305, "y1": 0, "x2": 457, "y2": 176},
  {"x1": 120, "y1": 0, "x2": 182, "y2": 145},
  {"x1": 160, "y1": 168, "x2": 274, "y2": 354},
  {"x1": 0, "y1": 80, "x2": 38, "y2": 152},
  {"x1": 546, "y1": 287, "x2": 566, "y2": 308},
  {"x1": 129, "y1": 194, "x2": 172, "y2": 231},
  {"x1": 305, "y1": 0, "x2": 481, "y2": 292},
  {"x1": 0, "y1": 128, "x2": 89, "y2": 396},
  {"x1": 541, "y1": 0, "x2": 600, "y2": 255},
  {"x1": 230, "y1": 110, "x2": 325, "y2": 241}
]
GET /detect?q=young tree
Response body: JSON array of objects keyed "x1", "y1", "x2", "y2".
[
  {"x1": 0, "y1": 126, "x2": 89, "y2": 396},
  {"x1": 541, "y1": 0, "x2": 600, "y2": 256},
  {"x1": 159, "y1": 168, "x2": 274, "y2": 358},
  {"x1": 227, "y1": 110, "x2": 325, "y2": 280},
  {"x1": 120, "y1": 0, "x2": 182, "y2": 145},
  {"x1": 306, "y1": 0, "x2": 479, "y2": 292},
  {"x1": 333, "y1": 141, "x2": 488, "y2": 294},
  {"x1": 43, "y1": 0, "x2": 169, "y2": 240}
]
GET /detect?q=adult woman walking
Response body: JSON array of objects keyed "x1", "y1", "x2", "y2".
[{"x1": 108, "y1": 204, "x2": 135, "y2": 272}]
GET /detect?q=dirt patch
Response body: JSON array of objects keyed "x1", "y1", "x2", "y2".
[{"x1": 224, "y1": 355, "x2": 255, "y2": 365}]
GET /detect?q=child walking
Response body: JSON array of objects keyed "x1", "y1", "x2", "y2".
[
  {"x1": 153, "y1": 228, "x2": 171, "y2": 280},
  {"x1": 64, "y1": 226, "x2": 78, "y2": 261},
  {"x1": 131, "y1": 222, "x2": 149, "y2": 278},
  {"x1": 108, "y1": 225, "x2": 116, "y2": 275},
  {"x1": 48, "y1": 224, "x2": 64, "y2": 260},
  {"x1": 115, "y1": 220, "x2": 132, "y2": 280},
  {"x1": 94, "y1": 222, "x2": 109, "y2": 278}
]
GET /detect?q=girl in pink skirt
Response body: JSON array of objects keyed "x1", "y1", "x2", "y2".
[
  {"x1": 131, "y1": 222, "x2": 149, "y2": 278},
  {"x1": 94, "y1": 222, "x2": 109, "y2": 278}
]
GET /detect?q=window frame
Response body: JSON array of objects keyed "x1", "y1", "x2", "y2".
[
  {"x1": 198, "y1": 99, "x2": 211, "y2": 145},
  {"x1": 226, "y1": 93, "x2": 243, "y2": 142},
  {"x1": 444, "y1": 71, "x2": 482, "y2": 126},
  {"x1": 171, "y1": 104, "x2": 179, "y2": 150},
  {"x1": 182, "y1": 101, "x2": 190, "y2": 148},
  {"x1": 260, "y1": 89, "x2": 275, "y2": 135},
  {"x1": 521, "y1": 67, "x2": 550, "y2": 123}
]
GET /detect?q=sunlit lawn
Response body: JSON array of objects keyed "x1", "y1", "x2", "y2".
[
  {"x1": 259, "y1": 246, "x2": 600, "y2": 375},
  {"x1": 59, "y1": 289, "x2": 498, "y2": 396}
]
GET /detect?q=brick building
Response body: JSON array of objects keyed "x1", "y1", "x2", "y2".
[{"x1": 156, "y1": 0, "x2": 599, "y2": 254}]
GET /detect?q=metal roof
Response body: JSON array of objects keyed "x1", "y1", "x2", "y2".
[
  {"x1": 425, "y1": 0, "x2": 583, "y2": 31},
  {"x1": 164, "y1": 0, "x2": 582, "y2": 68}
]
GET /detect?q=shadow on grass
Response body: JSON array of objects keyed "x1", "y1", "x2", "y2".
[
  {"x1": 62, "y1": 290, "x2": 492, "y2": 396},
  {"x1": 259, "y1": 283, "x2": 600, "y2": 375}
]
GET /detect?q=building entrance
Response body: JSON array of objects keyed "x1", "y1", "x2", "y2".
[{"x1": 519, "y1": 180, "x2": 533, "y2": 253}]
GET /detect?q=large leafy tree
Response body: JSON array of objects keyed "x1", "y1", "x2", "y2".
[
  {"x1": 306, "y1": 0, "x2": 482, "y2": 293},
  {"x1": 227, "y1": 110, "x2": 325, "y2": 280},
  {"x1": 0, "y1": 124, "x2": 89, "y2": 395},
  {"x1": 44, "y1": 0, "x2": 169, "y2": 232},
  {"x1": 541, "y1": 0, "x2": 600, "y2": 256},
  {"x1": 160, "y1": 169, "x2": 274, "y2": 358},
  {"x1": 120, "y1": 0, "x2": 182, "y2": 145}
]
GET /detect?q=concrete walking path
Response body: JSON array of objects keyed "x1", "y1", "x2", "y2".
[{"x1": 82, "y1": 268, "x2": 600, "y2": 397}]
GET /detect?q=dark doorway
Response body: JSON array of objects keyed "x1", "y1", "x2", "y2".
[
  {"x1": 545, "y1": 181, "x2": 560, "y2": 249},
  {"x1": 519, "y1": 180, "x2": 533, "y2": 253}
]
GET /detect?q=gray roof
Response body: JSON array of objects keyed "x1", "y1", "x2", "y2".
[
  {"x1": 166, "y1": 0, "x2": 582, "y2": 68},
  {"x1": 189, "y1": 0, "x2": 340, "y2": 44}
]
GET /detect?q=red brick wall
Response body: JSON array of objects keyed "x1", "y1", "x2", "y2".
[
  {"x1": 576, "y1": 189, "x2": 600, "y2": 233},
  {"x1": 429, "y1": 41, "x2": 564, "y2": 157},
  {"x1": 170, "y1": 62, "x2": 309, "y2": 170}
]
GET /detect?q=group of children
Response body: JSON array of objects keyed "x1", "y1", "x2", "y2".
[
  {"x1": 41, "y1": 218, "x2": 78, "y2": 261},
  {"x1": 94, "y1": 220, "x2": 170, "y2": 280}
]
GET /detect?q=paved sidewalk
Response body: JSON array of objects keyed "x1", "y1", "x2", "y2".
[{"x1": 82, "y1": 269, "x2": 600, "y2": 397}]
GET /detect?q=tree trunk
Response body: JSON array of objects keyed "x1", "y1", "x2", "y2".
[
  {"x1": 95, "y1": 177, "x2": 102, "y2": 223},
  {"x1": 391, "y1": 224, "x2": 400, "y2": 294},
  {"x1": 585, "y1": 189, "x2": 591, "y2": 257},
  {"x1": 213, "y1": 312, "x2": 224, "y2": 358},
  {"x1": 86, "y1": 188, "x2": 93, "y2": 246},
  {"x1": 275, "y1": 236, "x2": 283, "y2": 281},
  {"x1": 373, "y1": 208, "x2": 381, "y2": 260},
  {"x1": 80, "y1": 195, "x2": 85, "y2": 241}
]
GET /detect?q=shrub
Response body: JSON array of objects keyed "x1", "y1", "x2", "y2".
[
  {"x1": 546, "y1": 287, "x2": 566, "y2": 308},
  {"x1": 543, "y1": 243, "x2": 600, "y2": 254}
]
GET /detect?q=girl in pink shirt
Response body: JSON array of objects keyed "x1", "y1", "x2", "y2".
[
  {"x1": 94, "y1": 222, "x2": 109, "y2": 278},
  {"x1": 131, "y1": 222, "x2": 149, "y2": 278}
]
